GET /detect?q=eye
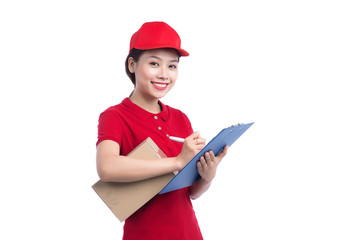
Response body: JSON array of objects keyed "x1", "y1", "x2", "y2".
[
  {"x1": 169, "y1": 64, "x2": 177, "y2": 69},
  {"x1": 150, "y1": 62, "x2": 159, "y2": 66}
]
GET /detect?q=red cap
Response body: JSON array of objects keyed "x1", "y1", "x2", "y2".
[{"x1": 129, "y1": 21, "x2": 189, "y2": 56}]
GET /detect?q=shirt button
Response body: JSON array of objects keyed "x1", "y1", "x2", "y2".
[
  {"x1": 158, "y1": 127, "x2": 162, "y2": 130},
  {"x1": 154, "y1": 116, "x2": 158, "y2": 120}
]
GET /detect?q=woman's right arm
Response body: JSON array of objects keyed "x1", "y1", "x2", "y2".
[{"x1": 96, "y1": 132, "x2": 206, "y2": 182}]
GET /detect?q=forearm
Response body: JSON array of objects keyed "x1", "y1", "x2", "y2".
[
  {"x1": 96, "y1": 133, "x2": 206, "y2": 183},
  {"x1": 188, "y1": 177, "x2": 212, "y2": 200},
  {"x1": 97, "y1": 154, "x2": 180, "y2": 182}
]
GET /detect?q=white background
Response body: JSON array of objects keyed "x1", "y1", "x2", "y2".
[{"x1": 1, "y1": 0, "x2": 359, "y2": 239}]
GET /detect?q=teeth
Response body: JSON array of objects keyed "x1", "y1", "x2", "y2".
[{"x1": 153, "y1": 83, "x2": 167, "y2": 87}]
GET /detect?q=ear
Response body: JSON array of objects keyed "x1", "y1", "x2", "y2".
[{"x1": 128, "y1": 57, "x2": 136, "y2": 73}]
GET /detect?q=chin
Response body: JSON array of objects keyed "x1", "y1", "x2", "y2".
[
  {"x1": 153, "y1": 89, "x2": 172, "y2": 99},
  {"x1": 154, "y1": 93, "x2": 167, "y2": 99}
]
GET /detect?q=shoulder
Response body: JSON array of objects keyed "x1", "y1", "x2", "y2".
[
  {"x1": 101, "y1": 104, "x2": 121, "y2": 114},
  {"x1": 162, "y1": 102, "x2": 190, "y2": 119},
  {"x1": 99, "y1": 99, "x2": 128, "y2": 117},
  {"x1": 97, "y1": 100, "x2": 132, "y2": 128},
  {"x1": 161, "y1": 102, "x2": 194, "y2": 136},
  {"x1": 161, "y1": 102, "x2": 193, "y2": 130}
]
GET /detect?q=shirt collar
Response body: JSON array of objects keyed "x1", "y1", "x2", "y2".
[{"x1": 122, "y1": 98, "x2": 169, "y2": 121}]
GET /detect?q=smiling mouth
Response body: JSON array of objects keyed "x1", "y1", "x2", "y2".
[{"x1": 152, "y1": 82, "x2": 169, "y2": 90}]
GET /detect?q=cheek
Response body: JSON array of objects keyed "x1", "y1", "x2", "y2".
[
  {"x1": 170, "y1": 71, "x2": 178, "y2": 82},
  {"x1": 136, "y1": 66, "x2": 156, "y2": 80},
  {"x1": 134, "y1": 72, "x2": 148, "y2": 88},
  {"x1": 136, "y1": 70, "x2": 147, "y2": 80},
  {"x1": 144, "y1": 68, "x2": 158, "y2": 77}
]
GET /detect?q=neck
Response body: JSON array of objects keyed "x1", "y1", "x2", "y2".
[{"x1": 129, "y1": 92, "x2": 161, "y2": 114}]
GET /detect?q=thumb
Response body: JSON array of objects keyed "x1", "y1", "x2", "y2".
[{"x1": 217, "y1": 145, "x2": 229, "y2": 160}]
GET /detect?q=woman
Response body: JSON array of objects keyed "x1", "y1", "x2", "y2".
[{"x1": 96, "y1": 21, "x2": 228, "y2": 240}]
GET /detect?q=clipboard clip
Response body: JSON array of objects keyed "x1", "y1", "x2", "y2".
[{"x1": 231, "y1": 123, "x2": 245, "y2": 127}]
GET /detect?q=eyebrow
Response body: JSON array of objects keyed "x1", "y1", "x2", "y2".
[{"x1": 148, "y1": 55, "x2": 179, "y2": 63}]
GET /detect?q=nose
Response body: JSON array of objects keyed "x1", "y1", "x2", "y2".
[{"x1": 158, "y1": 66, "x2": 168, "y2": 80}]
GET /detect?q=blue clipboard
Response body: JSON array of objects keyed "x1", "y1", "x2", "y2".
[{"x1": 159, "y1": 122, "x2": 254, "y2": 194}]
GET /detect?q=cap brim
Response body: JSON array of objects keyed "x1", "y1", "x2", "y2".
[
  {"x1": 177, "y1": 48, "x2": 189, "y2": 56},
  {"x1": 131, "y1": 46, "x2": 189, "y2": 56}
]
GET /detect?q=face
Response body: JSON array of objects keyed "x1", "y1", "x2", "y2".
[{"x1": 128, "y1": 48, "x2": 179, "y2": 100}]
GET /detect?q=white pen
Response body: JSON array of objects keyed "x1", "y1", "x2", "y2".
[{"x1": 169, "y1": 136, "x2": 185, "y2": 143}]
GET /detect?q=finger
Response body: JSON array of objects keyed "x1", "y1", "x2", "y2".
[
  {"x1": 199, "y1": 156, "x2": 208, "y2": 169},
  {"x1": 205, "y1": 152, "x2": 211, "y2": 163},
  {"x1": 189, "y1": 131, "x2": 201, "y2": 140},
  {"x1": 195, "y1": 141, "x2": 206, "y2": 151},
  {"x1": 188, "y1": 132, "x2": 207, "y2": 144},
  {"x1": 205, "y1": 152, "x2": 215, "y2": 167},
  {"x1": 197, "y1": 160, "x2": 202, "y2": 170},
  {"x1": 209, "y1": 151, "x2": 216, "y2": 162},
  {"x1": 195, "y1": 137, "x2": 206, "y2": 145}
]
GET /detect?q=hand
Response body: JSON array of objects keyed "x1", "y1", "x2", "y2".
[
  {"x1": 197, "y1": 146, "x2": 229, "y2": 183},
  {"x1": 176, "y1": 132, "x2": 206, "y2": 170}
]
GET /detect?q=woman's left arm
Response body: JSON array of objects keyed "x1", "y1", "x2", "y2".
[{"x1": 188, "y1": 146, "x2": 229, "y2": 200}]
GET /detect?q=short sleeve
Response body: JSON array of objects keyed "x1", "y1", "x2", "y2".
[
  {"x1": 181, "y1": 111, "x2": 194, "y2": 134},
  {"x1": 96, "y1": 109, "x2": 122, "y2": 148}
]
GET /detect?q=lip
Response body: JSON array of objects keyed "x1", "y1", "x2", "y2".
[{"x1": 151, "y1": 82, "x2": 169, "y2": 90}]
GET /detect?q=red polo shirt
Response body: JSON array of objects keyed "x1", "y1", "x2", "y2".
[{"x1": 97, "y1": 98, "x2": 203, "y2": 240}]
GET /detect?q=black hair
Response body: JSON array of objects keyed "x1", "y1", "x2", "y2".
[{"x1": 125, "y1": 48, "x2": 146, "y2": 86}]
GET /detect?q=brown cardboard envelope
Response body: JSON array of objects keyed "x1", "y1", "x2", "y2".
[{"x1": 92, "y1": 137, "x2": 175, "y2": 222}]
